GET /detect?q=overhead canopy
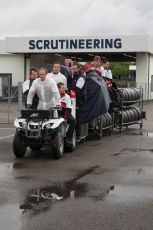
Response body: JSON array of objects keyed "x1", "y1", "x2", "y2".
[{"x1": 0, "y1": 35, "x2": 153, "y2": 55}]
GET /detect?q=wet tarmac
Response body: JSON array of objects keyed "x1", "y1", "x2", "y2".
[
  {"x1": 1, "y1": 102, "x2": 153, "y2": 229},
  {"x1": 109, "y1": 185, "x2": 153, "y2": 202},
  {"x1": 20, "y1": 182, "x2": 89, "y2": 215}
]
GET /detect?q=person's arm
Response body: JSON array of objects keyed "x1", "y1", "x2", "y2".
[
  {"x1": 27, "y1": 80, "x2": 37, "y2": 106},
  {"x1": 101, "y1": 68, "x2": 107, "y2": 78},
  {"x1": 108, "y1": 69, "x2": 112, "y2": 79},
  {"x1": 63, "y1": 75, "x2": 67, "y2": 89},
  {"x1": 76, "y1": 77, "x2": 85, "y2": 89},
  {"x1": 64, "y1": 94, "x2": 72, "y2": 118},
  {"x1": 22, "y1": 80, "x2": 30, "y2": 94}
]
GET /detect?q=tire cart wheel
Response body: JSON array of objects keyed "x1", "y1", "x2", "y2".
[
  {"x1": 13, "y1": 133, "x2": 27, "y2": 158},
  {"x1": 109, "y1": 129, "x2": 112, "y2": 136}
]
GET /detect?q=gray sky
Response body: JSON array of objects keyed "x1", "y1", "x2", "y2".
[{"x1": 0, "y1": 0, "x2": 153, "y2": 37}]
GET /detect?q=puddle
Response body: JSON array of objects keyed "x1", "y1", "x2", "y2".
[
  {"x1": 143, "y1": 132, "x2": 153, "y2": 138},
  {"x1": 122, "y1": 167, "x2": 153, "y2": 182},
  {"x1": 122, "y1": 131, "x2": 153, "y2": 138},
  {"x1": 113, "y1": 148, "x2": 153, "y2": 156},
  {"x1": 121, "y1": 148, "x2": 153, "y2": 153},
  {"x1": 20, "y1": 165, "x2": 100, "y2": 215},
  {"x1": 14, "y1": 176, "x2": 33, "y2": 180},
  {"x1": 92, "y1": 168, "x2": 116, "y2": 175},
  {"x1": 109, "y1": 185, "x2": 153, "y2": 203},
  {"x1": 20, "y1": 182, "x2": 88, "y2": 215},
  {"x1": 71, "y1": 165, "x2": 99, "y2": 182},
  {"x1": 123, "y1": 131, "x2": 143, "y2": 136},
  {"x1": 113, "y1": 152, "x2": 120, "y2": 156},
  {"x1": 0, "y1": 204, "x2": 22, "y2": 230},
  {"x1": 13, "y1": 163, "x2": 24, "y2": 169}
]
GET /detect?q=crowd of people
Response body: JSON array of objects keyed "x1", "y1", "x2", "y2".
[{"x1": 22, "y1": 56, "x2": 113, "y2": 144}]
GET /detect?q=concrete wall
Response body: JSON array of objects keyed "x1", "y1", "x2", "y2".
[
  {"x1": 136, "y1": 53, "x2": 149, "y2": 99},
  {"x1": 0, "y1": 54, "x2": 24, "y2": 86},
  {"x1": 149, "y1": 54, "x2": 153, "y2": 99}
]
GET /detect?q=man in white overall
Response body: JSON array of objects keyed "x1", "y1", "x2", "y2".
[{"x1": 27, "y1": 67, "x2": 60, "y2": 110}]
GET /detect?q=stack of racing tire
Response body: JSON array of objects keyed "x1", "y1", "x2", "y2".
[{"x1": 111, "y1": 87, "x2": 145, "y2": 132}]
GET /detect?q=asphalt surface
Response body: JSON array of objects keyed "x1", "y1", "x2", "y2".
[{"x1": 0, "y1": 102, "x2": 153, "y2": 230}]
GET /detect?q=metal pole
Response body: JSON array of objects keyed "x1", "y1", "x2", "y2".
[
  {"x1": 18, "y1": 82, "x2": 23, "y2": 111},
  {"x1": 7, "y1": 76, "x2": 11, "y2": 124}
]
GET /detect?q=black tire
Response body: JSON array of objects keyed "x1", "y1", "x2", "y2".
[
  {"x1": 13, "y1": 133, "x2": 27, "y2": 158},
  {"x1": 67, "y1": 131, "x2": 76, "y2": 152},
  {"x1": 133, "y1": 88, "x2": 141, "y2": 101},
  {"x1": 134, "y1": 107, "x2": 141, "y2": 121},
  {"x1": 103, "y1": 113, "x2": 109, "y2": 127},
  {"x1": 52, "y1": 132, "x2": 64, "y2": 159},
  {"x1": 125, "y1": 110, "x2": 132, "y2": 123},
  {"x1": 29, "y1": 144, "x2": 42, "y2": 151},
  {"x1": 128, "y1": 109, "x2": 134, "y2": 122},
  {"x1": 132, "y1": 107, "x2": 139, "y2": 121}
]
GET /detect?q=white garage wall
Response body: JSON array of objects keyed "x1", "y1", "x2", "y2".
[
  {"x1": 0, "y1": 54, "x2": 24, "y2": 86},
  {"x1": 136, "y1": 53, "x2": 149, "y2": 100},
  {"x1": 149, "y1": 54, "x2": 153, "y2": 99}
]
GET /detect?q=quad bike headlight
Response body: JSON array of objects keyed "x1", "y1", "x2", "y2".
[
  {"x1": 19, "y1": 121, "x2": 27, "y2": 128},
  {"x1": 44, "y1": 123, "x2": 53, "y2": 129}
]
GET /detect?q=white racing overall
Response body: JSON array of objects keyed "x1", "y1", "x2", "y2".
[{"x1": 27, "y1": 77, "x2": 60, "y2": 109}]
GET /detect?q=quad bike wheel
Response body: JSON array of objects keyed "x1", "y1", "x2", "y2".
[
  {"x1": 13, "y1": 133, "x2": 27, "y2": 158},
  {"x1": 52, "y1": 132, "x2": 64, "y2": 159}
]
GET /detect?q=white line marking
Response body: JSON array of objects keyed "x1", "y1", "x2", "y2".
[{"x1": 0, "y1": 135, "x2": 14, "y2": 140}]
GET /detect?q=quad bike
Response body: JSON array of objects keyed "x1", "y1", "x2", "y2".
[{"x1": 13, "y1": 108, "x2": 76, "y2": 159}]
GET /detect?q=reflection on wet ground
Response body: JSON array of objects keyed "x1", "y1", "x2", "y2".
[
  {"x1": 109, "y1": 185, "x2": 153, "y2": 203},
  {"x1": 20, "y1": 182, "x2": 89, "y2": 215},
  {"x1": 20, "y1": 182, "x2": 116, "y2": 215},
  {"x1": 121, "y1": 148, "x2": 153, "y2": 153},
  {"x1": 20, "y1": 165, "x2": 100, "y2": 215},
  {"x1": 122, "y1": 130, "x2": 153, "y2": 138},
  {"x1": 143, "y1": 132, "x2": 153, "y2": 138},
  {"x1": 113, "y1": 147, "x2": 153, "y2": 156},
  {"x1": 13, "y1": 163, "x2": 24, "y2": 169}
]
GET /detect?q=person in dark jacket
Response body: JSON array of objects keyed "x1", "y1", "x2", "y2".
[
  {"x1": 79, "y1": 67, "x2": 111, "y2": 124},
  {"x1": 70, "y1": 62, "x2": 86, "y2": 139},
  {"x1": 23, "y1": 67, "x2": 39, "y2": 109}
]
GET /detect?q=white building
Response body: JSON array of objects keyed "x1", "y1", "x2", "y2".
[{"x1": 0, "y1": 35, "x2": 153, "y2": 99}]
